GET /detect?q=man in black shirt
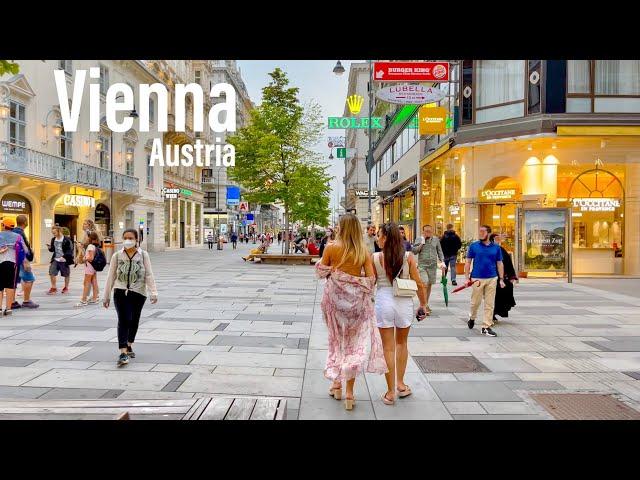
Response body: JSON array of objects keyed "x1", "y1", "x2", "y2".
[{"x1": 440, "y1": 223, "x2": 462, "y2": 286}]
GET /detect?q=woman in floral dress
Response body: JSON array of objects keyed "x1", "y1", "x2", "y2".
[{"x1": 315, "y1": 214, "x2": 387, "y2": 410}]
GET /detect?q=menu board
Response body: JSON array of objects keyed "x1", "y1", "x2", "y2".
[{"x1": 523, "y1": 209, "x2": 569, "y2": 272}]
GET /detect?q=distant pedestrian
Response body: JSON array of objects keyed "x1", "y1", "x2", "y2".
[
  {"x1": 398, "y1": 226, "x2": 413, "y2": 252},
  {"x1": 207, "y1": 233, "x2": 214, "y2": 250},
  {"x1": 103, "y1": 229, "x2": 158, "y2": 367},
  {"x1": 364, "y1": 224, "x2": 379, "y2": 254},
  {"x1": 231, "y1": 231, "x2": 238, "y2": 249},
  {"x1": 374, "y1": 222, "x2": 427, "y2": 405},
  {"x1": 277, "y1": 231, "x2": 282, "y2": 245},
  {"x1": 319, "y1": 227, "x2": 336, "y2": 258},
  {"x1": 0, "y1": 218, "x2": 28, "y2": 316},
  {"x1": 76, "y1": 231, "x2": 105, "y2": 307},
  {"x1": 412, "y1": 224, "x2": 445, "y2": 315},
  {"x1": 12, "y1": 214, "x2": 39, "y2": 309},
  {"x1": 47, "y1": 225, "x2": 74, "y2": 295},
  {"x1": 464, "y1": 225, "x2": 505, "y2": 337},
  {"x1": 490, "y1": 233, "x2": 518, "y2": 322},
  {"x1": 315, "y1": 213, "x2": 387, "y2": 411},
  {"x1": 440, "y1": 223, "x2": 462, "y2": 286}
]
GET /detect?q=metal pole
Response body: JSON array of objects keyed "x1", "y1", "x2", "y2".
[
  {"x1": 217, "y1": 167, "x2": 221, "y2": 238},
  {"x1": 109, "y1": 131, "x2": 113, "y2": 239},
  {"x1": 367, "y1": 59, "x2": 373, "y2": 223}
]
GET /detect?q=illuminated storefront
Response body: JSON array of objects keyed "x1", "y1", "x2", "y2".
[
  {"x1": 380, "y1": 183, "x2": 417, "y2": 242},
  {"x1": 419, "y1": 135, "x2": 640, "y2": 276}
]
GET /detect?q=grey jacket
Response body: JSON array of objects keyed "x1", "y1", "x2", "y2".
[{"x1": 412, "y1": 235, "x2": 444, "y2": 270}]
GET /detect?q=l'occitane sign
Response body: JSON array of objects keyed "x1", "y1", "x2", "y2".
[{"x1": 479, "y1": 189, "x2": 517, "y2": 201}]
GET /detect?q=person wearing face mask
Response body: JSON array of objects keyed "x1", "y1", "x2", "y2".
[{"x1": 102, "y1": 229, "x2": 158, "y2": 366}]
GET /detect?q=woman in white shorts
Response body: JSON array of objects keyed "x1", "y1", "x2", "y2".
[{"x1": 373, "y1": 222, "x2": 427, "y2": 405}]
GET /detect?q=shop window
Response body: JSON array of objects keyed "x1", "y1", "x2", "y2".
[
  {"x1": 420, "y1": 155, "x2": 463, "y2": 238},
  {"x1": 560, "y1": 166, "x2": 624, "y2": 257},
  {"x1": 568, "y1": 60, "x2": 591, "y2": 94},
  {"x1": 595, "y1": 60, "x2": 640, "y2": 95}
]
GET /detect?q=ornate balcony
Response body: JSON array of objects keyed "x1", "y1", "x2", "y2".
[{"x1": 0, "y1": 141, "x2": 139, "y2": 194}]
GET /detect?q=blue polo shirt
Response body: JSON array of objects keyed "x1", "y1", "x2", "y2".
[{"x1": 466, "y1": 240, "x2": 503, "y2": 279}]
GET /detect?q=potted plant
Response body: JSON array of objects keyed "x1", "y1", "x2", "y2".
[{"x1": 456, "y1": 239, "x2": 472, "y2": 274}]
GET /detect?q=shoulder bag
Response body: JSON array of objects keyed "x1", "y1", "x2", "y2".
[{"x1": 393, "y1": 253, "x2": 418, "y2": 297}]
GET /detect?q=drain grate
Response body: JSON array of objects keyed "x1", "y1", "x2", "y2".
[
  {"x1": 413, "y1": 355, "x2": 490, "y2": 373},
  {"x1": 531, "y1": 393, "x2": 640, "y2": 420}
]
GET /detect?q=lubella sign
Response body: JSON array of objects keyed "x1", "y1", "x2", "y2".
[
  {"x1": 63, "y1": 194, "x2": 96, "y2": 208},
  {"x1": 572, "y1": 198, "x2": 621, "y2": 212},
  {"x1": 376, "y1": 84, "x2": 446, "y2": 105}
]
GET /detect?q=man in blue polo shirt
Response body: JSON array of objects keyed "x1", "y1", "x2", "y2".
[{"x1": 464, "y1": 225, "x2": 505, "y2": 337}]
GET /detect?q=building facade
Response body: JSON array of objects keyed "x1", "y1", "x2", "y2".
[
  {"x1": 343, "y1": 62, "x2": 374, "y2": 229},
  {"x1": 145, "y1": 60, "x2": 205, "y2": 249},
  {"x1": 416, "y1": 60, "x2": 640, "y2": 276},
  {"x1": 0, "y1": 60, "x2": 164, "y2": 263},
  {"x1": 201, "y1": 60, "x2": 253, "y2": 237}
]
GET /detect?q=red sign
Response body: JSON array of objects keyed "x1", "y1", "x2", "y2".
[{"x1": 373, "y1": 62, "x2": 449, "y2": 82}]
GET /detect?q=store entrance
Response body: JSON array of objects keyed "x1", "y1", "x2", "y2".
[
  {"x1": 479, "y1": 202, "x2": 517, "y2": 252},
  {"x1": 54, "y1": 214, "x2": 78, "y2": 241}
]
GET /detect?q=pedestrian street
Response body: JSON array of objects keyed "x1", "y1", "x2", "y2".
[{"x1": 0, "y1": 241, "x2": 639, "y2": 420}]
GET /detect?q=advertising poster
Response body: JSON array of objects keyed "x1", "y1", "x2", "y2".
[{"x1": 523, "y1": 209, "x2": 569, "y2": 271}]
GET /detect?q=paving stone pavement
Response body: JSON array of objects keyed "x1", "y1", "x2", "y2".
[{"x1": 1, "y1": 241, "x2": 640, "y2": 420}]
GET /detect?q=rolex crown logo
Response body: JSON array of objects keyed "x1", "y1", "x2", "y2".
[{"x1": 346, "y1": 95, "x2": 364, "y2": 115}]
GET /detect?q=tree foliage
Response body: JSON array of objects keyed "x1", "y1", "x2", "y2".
[
  {"x1": 0, "y1": 61, "x2": 19, "y2": 77},
  {"x1": 227, "y1": 68, "x2": 332, "y2": 235}
]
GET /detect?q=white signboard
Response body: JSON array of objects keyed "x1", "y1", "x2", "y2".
[
  {"x1": 572, "y1": 198, "x2": 620, "y2": 212},
  {"x1": 328, "y1": 136, "x2": 345, "y2": 147},
  {"x1": 220, "y1": 224, "x2": 228, "y2": 234},
  {"x1": 375, "y1": 84, "x2": 446, "y2": 105}
]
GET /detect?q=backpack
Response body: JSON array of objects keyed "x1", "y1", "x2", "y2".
[{"x1": 89, "y1": 246, "x2": 107, "y2": 272}]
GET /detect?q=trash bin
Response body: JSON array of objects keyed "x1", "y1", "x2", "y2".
[{"x1": 103, "y1": 237, "x2": 114, "y2": 263}]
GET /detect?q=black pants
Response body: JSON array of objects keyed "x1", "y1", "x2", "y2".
[
  {"x1": 114, "y1": 289, "x2": 146, "y2": 349},
  {"x1": 208, "y1": 241, "x2": 214, "y2": 249}
]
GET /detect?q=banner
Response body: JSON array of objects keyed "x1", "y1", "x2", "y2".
[
  {"x1": 226, "y1": 186, "x2": 240, "y2": 206},
  {"x1": 523, "y1": 209, "x2": 569, "y2": 272}
]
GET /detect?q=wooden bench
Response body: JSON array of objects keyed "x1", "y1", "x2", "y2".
[
  {"x1": 254, "y1": 254, "x2": 318, "y2": 265},
  {"x1": 0, "y1": 396, "x2": 287, "y2": 420}
]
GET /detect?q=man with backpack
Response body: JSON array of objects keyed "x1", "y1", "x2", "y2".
[
  {"x1": 11, "y1": 215, "x2": 39, "y2": 309},
  {"x1": 0, "y1": 218, "x2": 28, "y2": 315},
  {"x1": 76, "y1": 231, "x2": 106, "y2": 307},
  {"x1": 47, "y1": 225, "x2": 74, "y2": 295}
]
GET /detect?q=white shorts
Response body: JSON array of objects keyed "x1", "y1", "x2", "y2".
[{"x1": 375, "y1": 287, "x2": 414, "y2": 329}]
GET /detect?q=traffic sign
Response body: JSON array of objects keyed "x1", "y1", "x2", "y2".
[
  {"x1": 328, "y1": 136, "x2": 345, "y2": 147},
  {"x1": 373, "y1": 62, "x2": 449, "y2": 82}
]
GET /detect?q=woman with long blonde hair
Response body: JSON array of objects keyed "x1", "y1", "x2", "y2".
[{"x1": 315, "y1": 214, "x2": 387, "y2": 410}]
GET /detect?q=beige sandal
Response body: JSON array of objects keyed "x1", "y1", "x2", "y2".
[
  {"x1": 329, "y1": 384, "x2": 342, "y2": 400},
  {"x1": 397, "y1": 385, "x2": 412, "y2": 398},
  {"x1": 344, "y1": 396, "x2": 355, "y2": 410},
  {"x1": 381, "y1": 392, "x2": 395, "y2": 405}
]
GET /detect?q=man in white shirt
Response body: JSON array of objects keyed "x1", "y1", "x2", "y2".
[{"x1": 364, "y1": 224, "x2": 378, "y2": 254}]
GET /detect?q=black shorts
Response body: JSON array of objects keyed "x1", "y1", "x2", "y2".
[{"x1": 0, "y1": 261, "x2": 17, "y2": 291}]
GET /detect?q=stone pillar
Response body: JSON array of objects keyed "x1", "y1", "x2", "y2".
[{"x1": 625, "y1": 163, "x2": 640, "y2": 275}]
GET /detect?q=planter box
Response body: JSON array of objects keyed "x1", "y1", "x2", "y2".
[
  {"x1": 456, "y1": 262, "x2": 465, "y2": 274},
  {"x1": 519, "y1": 271, "x2": 528, "y2": 278}
]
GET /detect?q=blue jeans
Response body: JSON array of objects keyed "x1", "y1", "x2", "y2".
[{"x1": 444, "y1": 256, "x2": 457, "y2": 282}]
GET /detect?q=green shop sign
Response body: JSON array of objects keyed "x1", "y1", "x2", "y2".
[
  {"x1": 180, "y1": 188, "x2": 193, "y2": 196},
  {"x1": 328, "y1": 116, "x2": 420, "y2": 129}
]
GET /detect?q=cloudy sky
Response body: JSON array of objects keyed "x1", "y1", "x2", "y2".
[{"x1": 238, "y1": 60, "x2": 360, "y2": 215}]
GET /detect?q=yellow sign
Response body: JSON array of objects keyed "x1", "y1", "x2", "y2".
[
  {"x1": 419, "y1": 106, "x2": 447, "y2": 135},
  {"x1": 479, "y1": 189, "x2": 517, "y2": 201},
  {"x1": 346, "y1": 95, "x2": 364, "y2": 115}
]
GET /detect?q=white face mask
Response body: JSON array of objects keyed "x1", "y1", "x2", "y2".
[{"x1": 123, "y1": 239, "x2": 136, "y2": 249}]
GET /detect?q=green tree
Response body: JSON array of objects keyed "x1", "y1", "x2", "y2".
[
  {"x1": 227, "y1": 68, "x2": 330, "y2": 252},
  {"x1": 0, "y1": 61, "x2": 19, "y2": 76}
]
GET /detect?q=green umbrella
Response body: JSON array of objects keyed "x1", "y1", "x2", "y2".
[{"x1": 441, "y1": 266, "x2": 449, "y2": 307}]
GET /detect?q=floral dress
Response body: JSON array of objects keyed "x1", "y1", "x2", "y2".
[{"x1": 315, "y1": 263, "x2": 387, "y2": 382}]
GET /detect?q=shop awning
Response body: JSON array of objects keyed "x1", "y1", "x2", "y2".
[{"x1": 557, "y1": 126, "x2": 640, "y2": 136}]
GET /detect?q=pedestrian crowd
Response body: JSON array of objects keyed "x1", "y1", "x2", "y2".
[
  {"x1": 316, "y1": 214, "x2": 518, "y2": 411},
  {"x1": 0, "y1": 216, "x2": 157, "y2": 367}
]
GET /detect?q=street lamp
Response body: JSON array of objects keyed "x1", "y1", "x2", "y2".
[{"x1": 332, "y1": 61, "x2": 345, "y2": 76}]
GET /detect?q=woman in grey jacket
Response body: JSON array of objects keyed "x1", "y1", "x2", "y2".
[{"x1": 102, "y1": 229, "x2": 158, "y2": 366}]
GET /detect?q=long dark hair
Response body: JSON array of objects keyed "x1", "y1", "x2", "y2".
[{"x1": 380, "y1": 222, "x2": 405, "y2": 283}]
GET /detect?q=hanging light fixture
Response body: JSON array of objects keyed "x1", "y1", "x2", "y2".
[{"x1": 332, "y1": 60, "x2": 346, "y2": 76}]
